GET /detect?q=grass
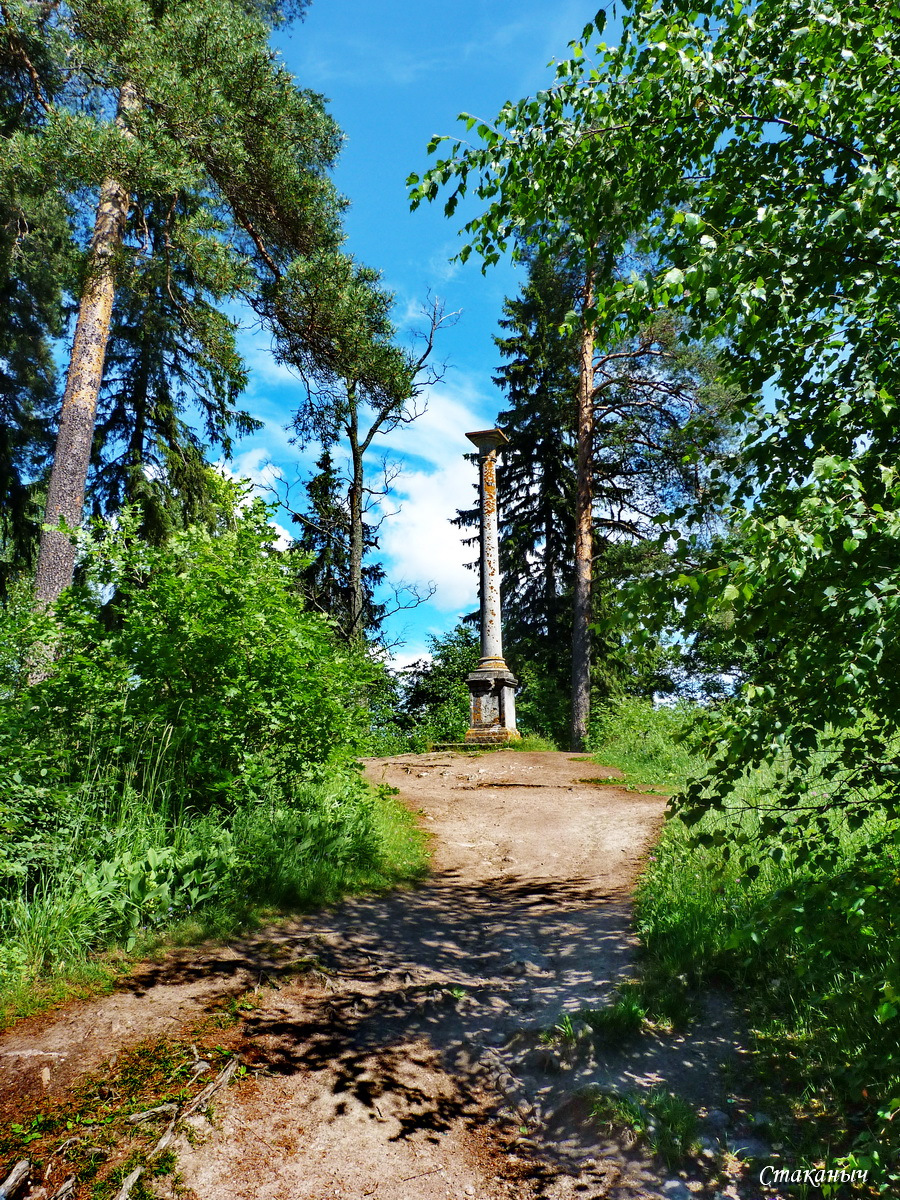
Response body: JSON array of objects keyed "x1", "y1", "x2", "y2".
[
  {"x1": 580, "y1": 990, "x2": 647, "y2": 1040},
  {"x1": 540, "y1": 972, "x2": 696, "y2": 1055},
  {"x1": 508, "y1": 733, "x2": 559, "y2": 751},
  {"x1": 591, "y1": 697, "x2": 900, "y2": 1194},
  {"x1": 0, "y1": 761, "x2": 428, "y2": 1028},
  {"x1": 590, "y1": 1087, "x2": 699, "y2": 1167},
  {"x1": 588, "y1": 697, "x2": 698, "y2": 792}
]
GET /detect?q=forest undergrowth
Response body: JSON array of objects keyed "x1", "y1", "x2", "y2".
[
  {"x1": 0, "y1": 502, "x2": 428, "y2": 1028},
  {"x1": 591, "y1": 698, "x2": 900, "y2": 1195}
]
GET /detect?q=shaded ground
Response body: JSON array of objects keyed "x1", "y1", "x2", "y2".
[{"x1": 0, "y1": 752, "x2": 762, "y2": 1199}]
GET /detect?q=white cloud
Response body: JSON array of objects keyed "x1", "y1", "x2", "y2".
[
  {"x1": 388, "y1": 646, "x2": 432, "y2": 673},
  {"x1": 270, "y1": 521, "x2": 294, "y2": 551},
  {"x1": 379, "y1": 461, "x2": 477, "y2": 612},
  {"x1": 374, "y1": 377, "x2": 492, "y2": 613},
  {"x1": 227, "y1": 448, "x2": 285, "y2": 491}
]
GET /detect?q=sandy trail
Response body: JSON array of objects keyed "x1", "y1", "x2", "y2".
[{"x1": 0, "y1": 751, "x2": 752, "y2": 1200}]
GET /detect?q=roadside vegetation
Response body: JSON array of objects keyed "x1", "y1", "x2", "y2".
[
  {"x1": 0, "y1": 496, "x2": 427, "y2": 1025},
  {"x1": 592, "y1": 699, "x2": 900, "y2": 1193},
  {"x1": 5, "y1": 0, "x2": 900, "y2": 1193}
]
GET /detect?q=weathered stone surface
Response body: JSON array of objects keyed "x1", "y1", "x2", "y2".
[{"x1": 464, "y1": 429, "x2": 519, "y2": 743}]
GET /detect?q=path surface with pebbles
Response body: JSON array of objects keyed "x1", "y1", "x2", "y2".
[{"x1": 1, "y1": 751, "x2": 762, "y2": 1200}]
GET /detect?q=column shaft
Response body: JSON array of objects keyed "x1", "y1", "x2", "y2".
[{"x1": 480, "y1": 448, "x2": 504, "y2": 666}]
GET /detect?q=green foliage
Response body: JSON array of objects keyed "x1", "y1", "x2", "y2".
[
  {"x1": 0, "y1": 498, "x2": 427, "y2": 994},
  {"x1": 414, "y1": 10, "x2": 900, "y2": 1180},
  {"x1": 400, "y1": 623, "x2": 480, "y2": 745},
  {"x1": 587, "y1": 701, "x2": 900, "y2": 1189},
  {"x1": 0, "y1": 0, "x2": 357, "y2": 556},
  {"x1": 92, "y1": 192, "x2": 257, "y2": 541},
  {"x1": 638, "y1": 806, "x2": 900, "y2": 1190},
  {"x1": 415, "y1": 0, "x2": 900, "y2": 847},
  {"x1": 24, "y1": 497, "x2": 366, "y2": 793},
  {"x1": 591, "y1": 1087, "x2": 698, "y2": 1166},
  {"x1": 588, "y1": 698, "x2": 699, "y2": 792}
]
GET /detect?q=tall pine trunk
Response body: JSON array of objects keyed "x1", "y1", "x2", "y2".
[
  {"x1": 570, "y1": 269, "x2": 595, "y2": 751},
  {"x1": 346, "y1": 385, "x2": 365, "y2": 645},
  {"x1": 33, "y1": 83, "x2": 137, "y2": 608}
]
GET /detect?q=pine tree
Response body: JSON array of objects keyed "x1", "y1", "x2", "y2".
[
  {"x1": 2, "y1": 0, "x2": 345, "y2": 608},
  {"x1": 90, "y1": 192, "x2": 257, "y2": 543},
  {"x1": 285, "y1": 270, "x2": 448, "y2": 645},
  {"x1": 0, "y1": 5, "x2": 72, "y2": 592}
]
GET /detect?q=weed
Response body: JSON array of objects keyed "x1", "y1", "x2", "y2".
[
  {"x1": 646, "y1": 1090, "x2": 699, "y2": 1167},
  {"x1": 594, "y1": 698, "x2": 900, "y2": 1185},
  {"x1": 590, "y1": 1088, "x2": 698, "y2": 1166},
  {"x1": 507, "y1": 734, "x2": 558, "y2": 752},
  {"x1": 581, "y1": 986, "x2": 647, "y2": 1040},
  {"x1": 591, "y1": 1089, "x2": 648, "y2": 1139},
  {"x1": 540, "y1": 1013, "x2": 578, "y2": 1046},
  {"x1": 0, "y1": 1022, "x2": 244, "y2": 1198},
  {"x1": 0, "y1": 769, "x2": 428, "y2": 1021}
]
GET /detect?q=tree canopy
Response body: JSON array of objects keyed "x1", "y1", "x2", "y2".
[{"x1": 412, "y1": 0, "x2": 900, "y2": 854}]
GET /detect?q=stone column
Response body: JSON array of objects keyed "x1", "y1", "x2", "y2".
[{"x1": 464, "y1": 429, "x2": 519, "y2": 744}]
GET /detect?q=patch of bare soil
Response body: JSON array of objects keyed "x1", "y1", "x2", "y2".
[{"x1": 0, "y1": 752, "x2": 758, "y2": 1200}]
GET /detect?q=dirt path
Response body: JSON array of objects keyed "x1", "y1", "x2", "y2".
[{"x1": 0, "y1": 752, "x2": 755, "y2": 1200}]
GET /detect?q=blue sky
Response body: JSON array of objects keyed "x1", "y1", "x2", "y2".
[{"x1": 231, "y1": 0, "x2": 601, "y2": 663}]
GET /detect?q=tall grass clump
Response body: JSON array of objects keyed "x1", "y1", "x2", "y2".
[
  {"x1": 0, "y1": 498, "x2": 427, "y2": 1017},
  {"x1": 588, "y1": 697, "x2": 700, "y2": 790}
]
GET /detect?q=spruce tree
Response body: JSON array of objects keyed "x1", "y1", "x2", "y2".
[
  {"x1": 470, "y1": 251, "x2": 733, "y2": 744},
  {"x1": 291, "y1": 449, "x2": 386, "y2": 641},
  {"x1": 491, "y1": 254, "x2": 579, "y2": 740}
]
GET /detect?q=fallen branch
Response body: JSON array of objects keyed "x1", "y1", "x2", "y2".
[
  {"x1": 111, "y1": 1057, "x2": 241, "y2": 1200},
  {"x1": 111, "y1": 1165, "x2": 143, "y2": 1200},
  {"x1": 181, "y1": 1056, "x2": 239, "y2": 1119},
  {"x1": 50, "y1": 1177, "x2": 76, "y2": 1200},
  {"x1": 0, "y1": 1161, "x2": 29, "y2": 1200}
]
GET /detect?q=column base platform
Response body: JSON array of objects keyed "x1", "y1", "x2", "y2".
[
  {"x1": 466, "y1": 663, "x2": 519, "y2": 743},
  {"x1": 463, "y1": 726, "x2": 521, "y2": 745}
]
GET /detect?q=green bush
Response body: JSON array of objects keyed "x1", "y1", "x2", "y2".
[
  {"x1": 0, "y1": 498, "x2": 425, "y2": 997},
  {"x1": 399, "y1": 623, "x2": 480, "y2": 745}
]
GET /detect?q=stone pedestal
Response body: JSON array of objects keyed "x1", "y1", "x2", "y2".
[
  {"x1": 465, "y1": 664, "x2": 518, "y2": 744},
  {"x1": 463, "y1": 428, "x2": 520, "y2": 744}
]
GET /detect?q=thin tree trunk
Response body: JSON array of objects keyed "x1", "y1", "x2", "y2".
[
  {"x1": 570, "y1": 269, "x2": 595, "y2": 751},
  {"x1": 32, "y1": 82, "x2": 137, "y2": 608},
  {"x1": 346, "y1": 385, "x2": 365, "y2": 646}
]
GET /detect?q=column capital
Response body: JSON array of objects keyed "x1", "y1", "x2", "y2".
[{"x1": 465, "y1": 428, "x2": 509, "y2": 455}]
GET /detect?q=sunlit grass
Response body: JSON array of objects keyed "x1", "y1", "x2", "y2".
[
  {"x1": 0, "y1": 749, "x2": 428, "y2": 1026},
  {"x1": 592, "y1": 698, "x2": 900, "y2": 1186}
]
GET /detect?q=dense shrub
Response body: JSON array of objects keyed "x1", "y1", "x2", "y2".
[{"x1": 0, "y1": 499, "x2": 424, "y2": 993}]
